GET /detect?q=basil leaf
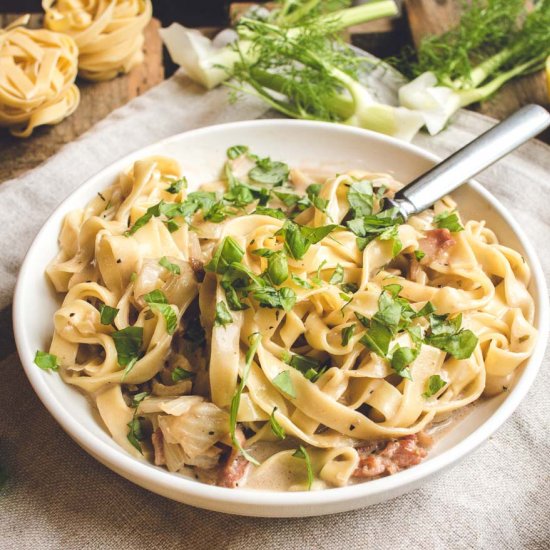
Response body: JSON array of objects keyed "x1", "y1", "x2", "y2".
[
  {"x1": 269, "y1": 407, "x2": 286, "y2": 440},
  {"x1": 252, "y1": 206, "x2": 286, "y2": 219},
  {"x1": 329, "y1": 264, "x2": 344, "y2": 285},
  {"x1": 355, "y1": 311, "x2": 371, "y2": 328},
  {"x1": 251, "y1": 248, "x2": 275, "y2": 258},
  {"x1": 340, "y1": 282, "x2": 358, "y2": 294},
  {"x1": 390, "y1": 346, "x2": 418, "y2": 380},
  {"x1": 224, "y1": 184, "x2": 255, "y2": 207},
  {"x1": 374, "y1": 290, "x2": 402, "y2": 331},
  {"x1": 203, "y1": 200, "x2": 230, "y2": 223},
  {"x1": 252, "y1": 286, "x2": 296, "y2": 311},
  {"x1": 378, "y1": 225, "x2": 402, "y2": 257},
  {"x1": 347, "y1": 180, "x2": 373, "y2": 217},
  {"x1": 276, "y1": 221, "x2": 337, "y2": 260},
  {"x1": 99, "y1": 304, "x2": 119, "y2": 325},
  {"x1": 360, "y1": 319, "x2": 392, "y2": 357},
  {"x1": 127, "y1": 418, "x2": 145, "y2": 453},
  {"x1": 341, "y1": 324, "x2": 356, "y2": 346},
  {"x1": 414, "y1": 250, "x2": 426, "y2": 261},
  {"x1": 273, "y1": 190, "x2": 301, "y2": 207},
  {"x1": 272, "y1": 370, "x2": 296, "y2": 398},
  {"x1": 205, "y1": 236, "x2": 244, "y2": 274},
  {"x1": 230, "y1": 333, "x2": 262, "y2": 465},
  {"x1": 267, "y1": 251, "x2": 289, "y2": 285},
  {"x1": 433, "y1": 211, "x2": 464, "y2": 232},
  {"x1": 166, "y1": 177, "x2": 187, "y2": 194},
  {"x1": 171, "y1": 367, "x2": 194, "y2": 382},
  {"x1": 214, "y1": 301, "x2": 233, "y2": 327},
  {"x1": 159, "y1": 256, "x2": 181, "y2": 275},
  {"x1": 227, "y1": 145, "x2": 249, "y2": 159},
  {"x1": 165, "y1": 219, "x2": 180, "y2": 233},
  {"x1": 292, "y1": 445, "x2": 313, "y2": 490},
  {"x1": 125, "y1": 202, "x2": 163, "y2": 236},
  {"x1": 423, "y1": 374, "x2": 447, "y2": 398},
  {"x1": 249, "y1": 157, "x2": 289, "y2": 186},
  {"x1": 306, "y1": 183, "x2": 328, "y2": 213},
  {"x1": 34, "y1": 351, "x2": 59, "y2": 371},
  {"x1": 407, "y1": 325, "x2": 424, "y2": 346},
  {"x1": 427, "y1": 330, "x2": 478, "y2": 359},
  {"x1": 291, "y1": 273, "x2": 313, "y2": 289},
  {"x1": 143, "y1": 290, "x2": 178, "y2": 335},
  {"x1": 284, "y1": 352, "x2": 326, "y2": 382},
  {"x1": 383, "y1": 284, "x2": 402, "y2": 297},
  {"x1": 112, "y1": 326, "x2": 143, "y2": 368},
  {"x1": 415, "y1": 301, "x2": 436, "y2": 318}
]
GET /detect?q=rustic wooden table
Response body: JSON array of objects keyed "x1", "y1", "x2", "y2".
[{"x1": 0, "y1": 0, "x2": 548, "y2": 360}]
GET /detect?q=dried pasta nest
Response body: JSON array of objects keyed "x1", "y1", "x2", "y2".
[
  {"x1": 42, "y1": 0, "x2": 153, "y2": 81},
  {"x1": 0, "y1": 15, "x2": 80, "y2": 138}
]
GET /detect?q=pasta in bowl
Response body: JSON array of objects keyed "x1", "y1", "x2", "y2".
[
  {"x1": 14, "y1": 120, "x2": 547, "y2": 515},
  {"x1": 37, "y1": 141, "x2": 537, "y2": 491}
]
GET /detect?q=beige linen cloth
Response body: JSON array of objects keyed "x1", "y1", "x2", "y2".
[{"x1": 0, "y1": 71, "x2": 549, "y2": 549}]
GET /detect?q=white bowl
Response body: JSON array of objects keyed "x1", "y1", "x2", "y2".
[{"x1": 13, "y1": 120, "x2": 549, "y2": 517}]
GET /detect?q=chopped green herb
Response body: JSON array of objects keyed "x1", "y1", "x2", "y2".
[
  {"x1": 347, "y1": 207, "x2": 403, "y2": 251},
  {"x1": 284, "y1": 352, "x2": 327, "y2": 382},
  {"x1": 329, "y1": 264, "x2": 344, "y2": 285},
  {"x1": 112, "y1": 326, "x2": 143, "y2": 375},
  {"x1": 293, "y1": 445, "x2": 313, "y2": 490},
  {"x1": 425, "y1": 313, "x2": 478, "y2": 359},
  {"x1": 360, "y1": 319, "x2": 392, "y2": 357},
  {"x1": 166, "y1": 177, "x2": 187, "y2": 194},
  {"x1": 390, "y1": 345, "x2": 418, "y2": 380},
  {"x1": 355, "y1": 311, "x2": 371, "y2": 328},
  {"x1": 276, "y1": 220, "x2": 337, "y2": 260},
  {"x1": 433, "y1": 211, "x2": 464, "y2": 232},
  {"x1": 340, "y1": 282, "x2": 359, "y2": 294},
  {"x1": 252, "y1": 285, "x2": 296, "y2": 311},
  {"x1": 34, "y1": 351, "x2": 59, "y2": 371},
  {"x1": 423, "y1": 374, "x2": 447, "y2": 398},
  {"x1": 414, "y1": 249, "x2": 426, "y2": 261},
  {"x1": 267, "y1": 251, "x2": 289, "y2": 285},
  {"x1": 269, "y1": 407, "x2": 286, "y2": 440},
  {"x1": 125, "y1": 202, "x2": 164, "y2": 236},
  {"x1": 252, "y1": 247, "x2": 275, "y2": 258},
  {"x1": 171, "y1": 367, "x2": 194, "y2": 382},
  {"x1": 230, "y1": 333, "x2": 261, "y2": 464},
  {"x1": 143, "y1": 290, "x2": 177, "y2": 335},
  {"x1": 224, "y1": 184, "x2": 255, "y2": 207},
  {"x1": 272, "y1": 370, "x2": 296, "y2": 398},
  {"x1": 165, "y1": 219, "x2": 180, "y2": 233},
  {"x1": 341, "y1": 324, "x2": 356, "y2": 346},
  {"x1": 306, "y1": 183, "x2": 328, "y2": 213},
  {"x1": 249, "y1": 157, "x2": 289, "y2": 186},
  {"x1": 383, "y1": 284, "x2": 402, "y2": 297},
  {"x1": 159, "y1": 256, "x2": 181, "y2": 275},
  {"x1": 347, "y1": 180, "x2": 374, "y2": 217},
  {"x1": 214, "y1": 301, "x2": 233, "y2": 327},
  {"x1": 253, "y1": 206, "x2": 286, "y2": 219},
  {"x1": 291, "y1": 273, "x2": 313, "y2": 289},
  {"x1": 227, "y1": 145, "x2": 249, "y2": 159},
  {"x1": 205, "y1": 236, "x2": 245, "y2": 274},
  {"x1": 99, "y1": 304, "x2": 119, "y2": 325},
  {"x1": 127, "y1": 391, "x2": 149, "y2": 453}
]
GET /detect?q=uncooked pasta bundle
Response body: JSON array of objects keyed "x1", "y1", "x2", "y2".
[
  {"x1": 42, "y1": 0, "x2": 153, "y2": 81},
  {"x1": 0, "y1": 15, "x2": 79, "y2": 138}
]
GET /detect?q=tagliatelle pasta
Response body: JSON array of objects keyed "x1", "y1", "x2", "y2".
[
  {"x1": 0, "y1": 15, "x2": 79, "y2": 137},
  {"x1": 42, "y1": 0, "x2": 153, "y2": 81},
  {"x1": 39, "y1": 147, "x2": 537, "y2": 491}
]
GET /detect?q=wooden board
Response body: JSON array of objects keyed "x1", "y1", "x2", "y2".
[{"x1": 0, "y1": 15, "x2": 164, "y2": 183}]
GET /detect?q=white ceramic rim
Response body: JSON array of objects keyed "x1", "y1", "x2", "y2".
[{"x1": 13, "y1": 119, "x2": 549, "y2": 513}]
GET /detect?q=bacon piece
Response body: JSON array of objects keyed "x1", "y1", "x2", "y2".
[
  {"x1": 217, "y1": 453, "x2": 250, "y2": 488},
  {"x1": 353, "y1": 433, "x2": 429, "y2": 479},
  {"x1": 216, "y1": 428, "x2": 250, "y2": 488},
  {"x1": 151, "y1": 428, "x2": 166, "y2": 466},
  {"x1": 418, "y1": 228, "x2": 455, "y2": 264}
]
